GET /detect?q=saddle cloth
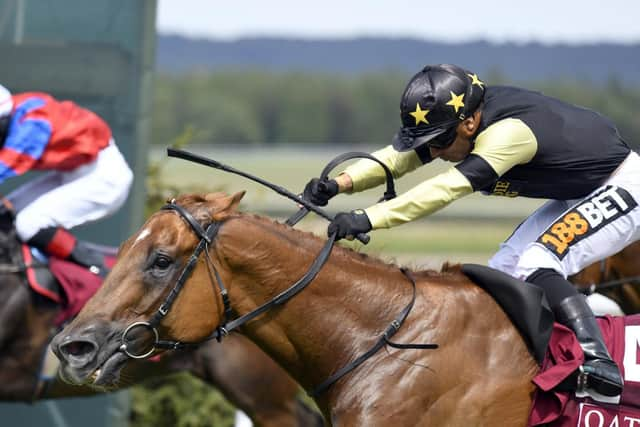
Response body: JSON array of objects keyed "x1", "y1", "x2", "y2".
[
  {"x1": 529, "y1": 315, "x2": 640, "y2": 426},
  {"x1": 21, "y1": 244, "x2": 115, "y2": 326}
]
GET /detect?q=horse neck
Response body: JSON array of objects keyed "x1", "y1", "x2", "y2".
[{"x1": 216, "y1": 215, "x2": 417, "y2": 390}]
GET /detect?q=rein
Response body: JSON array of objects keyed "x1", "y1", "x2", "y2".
[
  {"x1": 166, "y1": 148, "x2": 371, "y2": 243},
  {"x1": 285, "y1": 151, "x2": 397, "y2": 236},
  {"x1": 309, "y1": 268, "x2": 437, "y2": 398},
  {"x1": 576, "y1": 257, "x2": 640, "y2": 295},
  {"x1": 577, "y1": 276, "x2": 640, "y2": 294},
  {"x1": 119, "y1": 148, "x2": 437, "y2": 396}
]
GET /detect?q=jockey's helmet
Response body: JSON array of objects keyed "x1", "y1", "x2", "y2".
[{"x1": 392, "y1": 64, "x2": 485, "y2": 152}]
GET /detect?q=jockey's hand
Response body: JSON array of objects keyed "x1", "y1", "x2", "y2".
[
  {"x1": 328, "y1": 210, "x2": 372, "y2": 240},
  {"x1": 303, "y1": 178, "x2": 339, "y2": 206}
]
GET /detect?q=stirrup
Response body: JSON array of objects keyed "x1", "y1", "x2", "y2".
[{"x1": 577, "y1": 364, "x2": 623, "y2": 397}]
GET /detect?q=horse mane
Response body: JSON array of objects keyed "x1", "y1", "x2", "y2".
[{"x1": 171, "y1": 192, "x2": 466, "y2": 283}]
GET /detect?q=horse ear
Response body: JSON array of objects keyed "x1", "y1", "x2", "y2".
[{"x1": 211, "y1": 191, "x2": 245, "y2": 220}]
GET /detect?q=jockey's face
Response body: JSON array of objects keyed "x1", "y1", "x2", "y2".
[{"x1": 429, "y1": 109, "x2": 482, "y2": 163}]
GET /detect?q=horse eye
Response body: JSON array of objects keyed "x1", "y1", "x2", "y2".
[{"x1": 153, "y1": 254, "x2": 173, "y2": 270}]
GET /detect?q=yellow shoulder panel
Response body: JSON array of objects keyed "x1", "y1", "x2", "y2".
[{"x1": 473, "y1": 118, "x2": 538, "y2": 176}]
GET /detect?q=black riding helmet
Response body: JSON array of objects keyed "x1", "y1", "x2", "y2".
[{"x1": 392, "y1": 64, "x2": 485, "y2": 152}]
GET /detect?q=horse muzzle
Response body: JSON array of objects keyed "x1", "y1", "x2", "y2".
[{"x1": 51, "y1": 322, "x2": 127, "y2": 386}]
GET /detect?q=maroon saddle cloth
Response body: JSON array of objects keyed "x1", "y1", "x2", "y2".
[
  {"x1": 529, "y1": 315, "x2": 640, "y2": 426},
  {"x1": 21, "y1": 243, "x2": 116, "y2": 326}
]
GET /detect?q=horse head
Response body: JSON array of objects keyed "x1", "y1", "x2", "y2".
[{"x1": 51, "y1": 191, "x2": 245, "y2": 387}]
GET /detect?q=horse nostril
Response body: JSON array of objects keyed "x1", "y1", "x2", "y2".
[
  {"x1": 61, "y1": 340, "x2": 96, "y2": 357},
  {"x1": 58, "y1": 338, "x2": 99, "y2": 367}
]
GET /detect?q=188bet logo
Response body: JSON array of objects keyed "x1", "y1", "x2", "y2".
[{"x1": 537, "y1": 186, "x2": 637, "y2": 259}]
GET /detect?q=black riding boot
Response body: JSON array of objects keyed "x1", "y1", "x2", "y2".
[
  {"x1": 555, "y1": 294, "x2": 623, "y2": 396},
  {"x1": 28, "y1": 227, "x2": 107, "y2": 276},
  {"x1": 69, "y1": 240, "x2": 107, "y2": 277}
]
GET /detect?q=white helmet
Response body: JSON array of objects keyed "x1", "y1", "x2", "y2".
[{"x1": 0, "y1": 84, "x2": 13, "y2": 118}]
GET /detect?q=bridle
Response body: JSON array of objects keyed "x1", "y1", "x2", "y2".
[
  {"x1": 119, "y1": 200, "x2": 338, "y2": 360},
  {"x1": 119, "y1": 202, "x2": 228, "y2": 359}
]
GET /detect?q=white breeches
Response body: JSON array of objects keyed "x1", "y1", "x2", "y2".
[
  {"x1": 7, "y1": 140, "x2": 133, "y2": 241},
  {"x1": 489, "y1": 151, "x2": 640, "y2": 281}
]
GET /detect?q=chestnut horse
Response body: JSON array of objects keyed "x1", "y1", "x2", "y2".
[
  {"x1": 570, "y1": 241, "x2": 640, "y2": 314},
  {"x1": 0, "y1": 222, "x2": 321, "y2": 427},
  {"x1": 52, "y1": 192, "x2": 539, "y2": 426}
]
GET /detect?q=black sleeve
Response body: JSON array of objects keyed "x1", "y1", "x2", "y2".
[
  {"x1": 414, "y1": 145, "x2": 433, "y2": 164},
  {"x1": 455, "y1": 154, "x2": 499, "y2": 191}
]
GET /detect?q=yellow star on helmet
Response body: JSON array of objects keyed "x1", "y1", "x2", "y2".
[
  {"x1": 446, "y1": 91, "x2": 465, "y2": 114},
  {"x1": 467, "y1": 73, "x2": 485, "y2": 88},
  {"x1": 409, "y1": 103, "x2": 429, "y2": 126}
]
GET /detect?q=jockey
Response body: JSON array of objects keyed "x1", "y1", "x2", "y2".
[
  {"x1": 303, "y1": 64, "x2": 637, "y2": 397},
  {"x1": 0, "y1": 84, "x2": 133, "y2": 275}
]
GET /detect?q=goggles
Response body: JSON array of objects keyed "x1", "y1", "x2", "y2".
[{"x1": 392, "y1": 120, "x2": 459, "y2": 152}]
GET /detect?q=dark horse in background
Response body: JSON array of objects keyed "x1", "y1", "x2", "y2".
[
  {"x1": 0, "y1": 213, "x2": 322, "y2": 427},
  {"x1": 570, "y1": 241, "x2": 640, "y2": 315},
  {"x1": 53, "y1": 192, "x2": 541, "y2": 426}
]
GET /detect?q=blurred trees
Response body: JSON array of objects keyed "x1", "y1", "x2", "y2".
[
  {"x1": 151, "y1": 71, "x2": 406, "y2": 146},
  {"x1": 151, "y1": 70, "x2": 640, "y2": 148}
]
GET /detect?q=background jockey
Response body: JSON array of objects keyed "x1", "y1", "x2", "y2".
[
  {"x1": 303, "y1": 64, "x2": 639, "y2": 397},
  {"x1": 0, "y1": 84, "x2": 133, "y2": 275}
]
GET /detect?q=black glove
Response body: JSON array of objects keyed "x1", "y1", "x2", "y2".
[
  {"x1": 328, "y1": 210, "x2": 372, "y2": 240},
  {"x1": 303, "y1": 178, "x2": 339, "y2": 206}
]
